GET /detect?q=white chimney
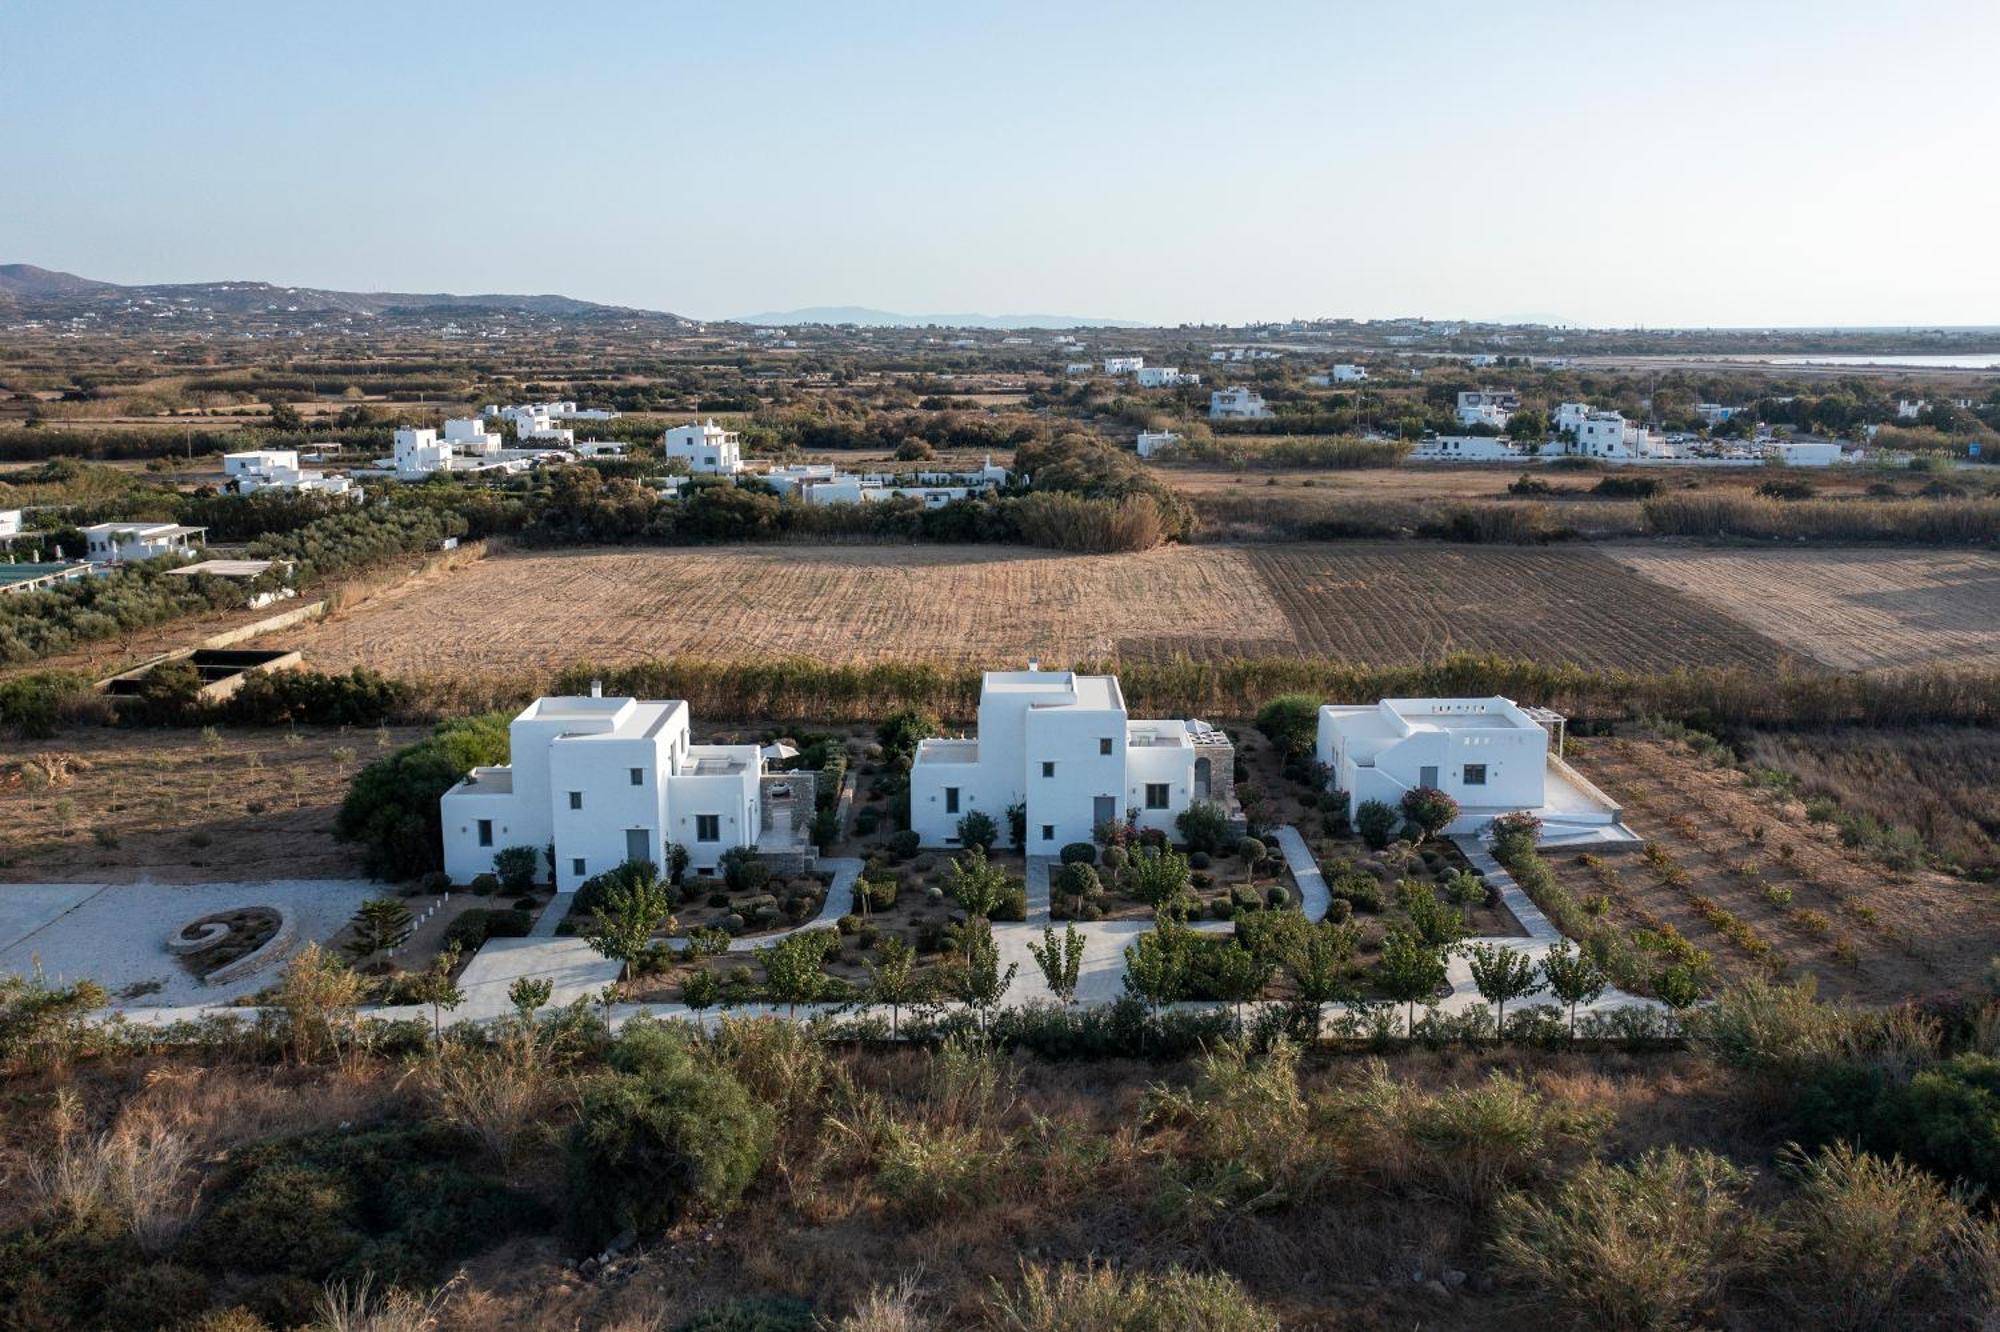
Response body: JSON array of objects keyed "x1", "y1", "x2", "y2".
[
  {"x1": 1026, "y1": 656, "x2": 1040, "y2": 672},
  {"x1": 590, "y1": 678, "x2": 603, "y2": 698}
]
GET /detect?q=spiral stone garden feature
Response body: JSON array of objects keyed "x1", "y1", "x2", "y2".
[{"x1": 166, "y1": 906, "x2": 297, "y2": 985}]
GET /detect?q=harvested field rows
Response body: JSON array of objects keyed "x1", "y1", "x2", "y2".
[
  {"x1": 1606, "y1": 546, "x2": 2000, "y2": 671},
  {"x1": 265, "y1": 542, "x2": 1802, "y2": 674},
  {"x1": 1241, "y1": 545, "x2": 1784, "y2": 671}
]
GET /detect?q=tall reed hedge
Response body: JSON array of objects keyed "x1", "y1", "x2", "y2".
[{"x1": 1642, "y1": 493, "x2": 2000, "y2": 545}]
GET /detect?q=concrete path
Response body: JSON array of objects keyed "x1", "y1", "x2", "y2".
[
  {"x1": 722, "y1": 858, "x2": 861, "y2": 953},
  {"x1": 1271, "y1": 826, "x2": 1332, "y2": 921}
]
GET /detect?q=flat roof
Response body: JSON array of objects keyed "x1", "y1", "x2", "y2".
[
  {"x1": 166, "y1": 559, "x2": 280, "y2": 579},
  {"x1": 0, "y1": 563, "x2": 85, "y2": 587}
]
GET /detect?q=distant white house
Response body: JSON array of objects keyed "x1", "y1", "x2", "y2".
[
  {"x1": 1765, "y1": 439, "x2": 1845, "y2": 467},
  {"x1": 1135, "y1": 366, "x2": 1198, "y2": 388},
  {"x1": 662, "y1": 419, "x2": 743, "y2": 475},
  {"x1": 1695, "y1": 403, "x2": 1745, "y2": 425},
  {"x1": 490, "y1": 403, "x2": 577, "y2": 447},
  {"x1": 1103, "y1": 356, "x2": 1145, "y2": 375},
  {"x1": 1209, "y1": 387, "x2": 1273, "y2": 420},
  {"x1": 909, "y1": 664, "x2": 1237, "y2": 850},
  {"x1": 576, "y1": 441, "x2": 629, "y2": 459},
  {"x1": 1410, "y1": 435, "x2": 1524, "y2": 462},
  {"x1": 0, "y1": 509, "x2": 22, "y2": 540},
  {"x1": 1456, "y1": 390, "x2": 1519, "y2": 429},
  {"x1": 440, "y1": 693, "x2": 790, "y2": 891},
  {"x1": 83, "y1": 522, "x2": 206, "y2": 564},
  {"x1": 1064, "y1": 362, "x2": 1094, "y2": 376},
  {"x1": 1572, "y1": 411, "x2": 1665, "y2": 461},
  {"x1": 1310, "y1": 364, "x2": 1368, "y2": 386},
  {"x1": 1897, "y1": 399, "x2": 1926, "y2": 420},
  {"x1": 1135, "y1": 430, "x2": 1181, "y2": 458},
  {"x1": 384, "y1": 420, "x2": 565, "y2": 479},
  {"x1": 1466, "y1": 354, "x2": 1500, "y2": 368},
  {"x1": 223, "y1": 448, "x2": 358, "y2": 498},
  {"x1": 763, "y1": 456, "x2": 1007, "y2": 506}
]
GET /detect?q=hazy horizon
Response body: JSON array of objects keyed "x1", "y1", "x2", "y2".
[{"x1": 6, "y1": 0, "x2": 1997, "y2": 329}]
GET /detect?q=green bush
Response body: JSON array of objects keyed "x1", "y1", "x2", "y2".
[
  {"x1": 567, "y1": 1021, "x2": 774, "y2": 1247},
  {"x1": 1331, "y1": 872, "x2": 1384, "y2": 912},
  {"x1": 1355, "y1": 799, "x2": 1399, "y2": 849},
  {"x1": 1054, "y1": 862, "x2": 1100, "y2": 902},
  {"x1": 442, "y1": 907, "x2": 533, "y2": 952},
  {"x1": 1175, "y1": 799, "x2": 1232, "y2": 854},
  {"x1": 1255, "y1": 694, "x2": 1321, "y2": 758},
  {"x1": 888, "y1": 829, "x2": 921, "y2": 860},
  {"x1": 493, "y1": 845, "x2": 541, "y2": 894},
  {"x1": 336, "y1": 713, "x2": 511, "y2": 880},
  {"x1": 672, "y1": 1297, "x2": 817, "y2": 1332},
  {"x1": 1059, "y1": 841, "x2": 1097, "y2": 866},
  {"x1": 1795, "y1": 1052, "x2": 2000, "y2": 1195}
]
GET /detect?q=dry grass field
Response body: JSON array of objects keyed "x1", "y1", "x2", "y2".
[
  {"x1": 0, "y1": 726, "x2": 428, "y2": 883},
  {"x1": 1556, "y1": 734, "x2": 2000, "y2": 1004},
  {"x1": 261, "y1": 542, "x2": 1796, "y2": 674},
  {"x1": 1606, "y1": 546, "x2": 2000, "y2": 670}
]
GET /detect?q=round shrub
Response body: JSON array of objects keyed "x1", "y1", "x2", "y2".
[
  {"x1": 567, "y1": 1024, "x2": 775, "y2": 1248},
  {"x1": 1327, "y1": 898, "x2": 1354, "y2": 924},
  {"x1": 889, "y1": 830, "x2": 921, "y2": 860},
  {"x1": 1237, "y1": 836, "x2": 1266, "y2": 864},
  {"x1": 837, "y1": 914, "x2": 861, "y2": 935},
  {"x1": 707, "y1": 891, "x2": 730, "y2": 908},
  {"x1": 1266, "y1": 885, "x2": 1290, "y2": 908},
  {"x1": 1059, "y1": 841, "x2": 1097, "y2": 866},
  {"x1": 1055, "y1": 862, "x2": 1100, "y2": 900},
  {"x1": 1209, "y1": 898, "x2": 1235, "y2": 921},
  {"x1": 1188, "y1": 851, "x2": 1212, "y2": 870},
  {"x1": 469, "y1": 873, "x2": 500, "y2": 896},
  {"x1": 1101, "y1": 845, "x2": 1129, "y2": 872}
]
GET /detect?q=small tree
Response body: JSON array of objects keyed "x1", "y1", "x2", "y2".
[
  {"x1": 345, "y1": 897, "x2": 414, "y2": 961},
  {"x1": 956, "y1": 809, "x2": 999, "y2": 853},
  {"x1": 680, "y1": 967, "x2": 721, "y2": 1027},
  {"x1": 507, "y1": 975, "x2": 552, "y2": 1028},
  {"x1": 1237, "y1": 836, "x2": 1266, "y2": 884},
  {"x1": 1490, "y1": 812, "x2": 1543, "y2": 861},
  {"x1": 493, "y1": 845, "x2": 541, "y2": 894},
  {"x1": 1255, "y1": 693, "x2": 1321, "y2": 758},
  {"x1": 877, "y1": 707, "x2": 939, "y2": 761},
  {"x1": 1005, "y1": 801, "x2": 1026, "y2": 850},
  {"x1": 1208, "y1": 940, "x2": 1272, "y2": 1028},
  {"x1": 1127, "y1": 846, "x2": 1192, "y2": 911},
  {"x1": 1655, "y1": 962, "x2": 1704, "y2": 1011},
  {"x1": 762, "y1": 928, "x2": 836, "y2": 1017},
  {"x1": 1375, "y1": 927, "x2": 1448, "y2": 1035},
  {"x1": 1397, "y1": 878, "x2": 1469, "y2": 950},
  {"x1": 1356, "y1": 799, "x2": 1400, "y2": 850},
  {"x1": 1176, "y1": 800, "x2": 1230, "y2": 855},
  {"x1": 585, "y1": 869, "x2": 677, "y2": 980},
  {"x1": 274, "y1": 942, "x2": 362, "y2": 1065},
  {"x1": 1466, "y1": 942, "x2": 1543, "y2": 1034},
  {"x1": 407, "y1": 941, "x2": 466, "y2": 1045},
  {"x1": 866, "y1": 934, "x2": 924, "y2": 1038},
  {"x1": 1027, "y1": 924, "x2": 1086, "y2": 1004},
  {"x1": 949, "y1": 916, "x2": 1017, "y2": 1030},
  {"x1": 662, "y1": 841, "x2": 691, "y2": 886},
  {"x1": 1054, "y1": 861, "x2": 1100, "y2": 911},
  {"x1": 1123, "y1": 914, "x2": 1190, "y2": 1014},
  {"x1": 1541, "y1": 940, "x2": 1608, "y2": 1036},
  {"x1": 942, "y1": 846, "x2": 1010, "y2": 918},
  {"x1": 1401, "y1": 787, "x2": 1459, "y2": 843},
  {"x1": 1279, "y1": 918, "x2": 1359, "y2": 1033}
]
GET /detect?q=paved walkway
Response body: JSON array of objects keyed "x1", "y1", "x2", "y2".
[
  {"x1": 722, "y1": 857, "x2": 861, "y2": 953},
  {"x1": 1271, "y1": 826, "x2": 1332, "y2": 921}
]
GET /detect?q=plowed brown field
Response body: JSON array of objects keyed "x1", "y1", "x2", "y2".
[
  {"x1": 1605, "y1": 546, "x2": 2000, "y2": 671},
  {"x1": 262, "y1": 542, "x2": 1798, "y2": 673}
]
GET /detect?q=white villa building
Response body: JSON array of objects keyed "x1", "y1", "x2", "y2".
[
  {"x1": 1456, "y1": 390, "x2": 1519, "y2": 429},
  {"x1": 441, "y1": 693, "x2": 802, "y2": 891},
  {"x1": 490, "y1": 403, "x2": 576, "y2": 446},
  {"x1": 909, "y1": 665, "x2": 1237, "y2": 850},
  {"x1": 1410, "y1": 435, "x2": 1525, "y2": 462},
  {"x1": 1102, "y1": 356, "x2": 1144, "y2": 375},
  {"x1": 1316, "y1": 697, "x2": 1628, "y2": 842},
  {"x1": 1572, "y1": 411, "x2": 1666, "y2": 461},
  {"x1": 1310, "y1": 364, "x2": 1368, "y2": 385},
  {"x1": 385, "y1": 420, "x2": 568, "y2": 479},
  {"x1": 1209, "y1": 387, "x2": 1273, "y2": 420},
  {"x1": 223, "y1": 448, "x2": 357, "y2": 498},
  {"x1": 1135, "y1": 366, "x2": 1198, "y2": 388},
  {"x1": 83, "y1": 522, "x2": 207, "y2": 564},
  {"x1": 662, "y1": 420, "x2": 743, "y2": 475},
  {"x1": 0, "y1": 509, "x2": 22, "y2": 540},
  {"x1": 1135, "y1": 430, "x2": 1181, "y2": 458},
  {"x1": 762, "y1": 457, "x2": 1007, "y2": 506}
]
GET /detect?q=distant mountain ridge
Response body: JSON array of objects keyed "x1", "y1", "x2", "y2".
[
  {"x1": 0, "y1": 263, "x2": 686, "y2": 322},
  {"x1": 738, "y1": 304, "x2": 1144, "y2": 330}
]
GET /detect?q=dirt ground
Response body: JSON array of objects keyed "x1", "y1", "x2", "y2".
[
  {"x1": 253, "y1": 542, "x2": 1795, "y2": 673},
  {"x1": 1604, "y1": 546, "x2": 2000, "y2": 671},
  {"x1": 1557, "y1": 733, "x2": 2000, "y2": 1004},
  {"x1": 0, "y1": 725, "x2": 428, "y2": 883}
]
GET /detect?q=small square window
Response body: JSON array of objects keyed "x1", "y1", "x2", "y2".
[
  {"x1": 1042, "y1": 761, "x2": 1055, "y2": 778},
  {"x1": 571, "y1": 857, "x2": 586, "y2": 876},
  {"x1": 1464, "y1": 763, "x2": 1488, "y2": 786},
  {"x1": 696, "y1": 814, "x2": 720, "y2": 843},
  {"x1": 1099, "y1": 737, "x2": 1113, "y2": 755},
  {"x1": 568, "y1": 790, "x2": 583, "y2": 810},
  {"x1": 1145, "y1": 783, "x2": 1170, "y2": 810},
  {"x1": 1041, "y1": 824, "x2": 1055, "y2": 841},
  {"x1": 629, "y1": 767, "x2": 644, "y2": 786}
]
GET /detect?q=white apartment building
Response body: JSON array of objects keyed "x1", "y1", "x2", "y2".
[
  {"x1": 440, "y1": 694, "x2": 775, "y2": 891},
  {"x1": 490, "y1": 403, "x2": 577, "y2": 445},
  {"x1": 908, "y1": 665, "x2": 1236, "y2": 850},
  {"x1": 82, "y1": 522, "x2": 207, "y2": 564},
  {"x1": 1317, "y1": 698, "x2": 1547, "y2": 822},
  {"x1": 1456, "y1": 390, "x2": 1519, "y2": 430},
  {"x1": 1102, "y1": 356, "x2": 1145, "y2": 375},
  {"x1": 1135, "y1": 430, "x2": 1181, "y2": 458},
  {"x1": 1572, "y1": 411, "x2": 1665, "y2": 460},
  {"x1": 1209, "y1": 387, "x2": 1273, "y2": 420},
  {"x1": 1135, "y1": 366, "x2": 1198, "y2": 388},
  {"x1": 662, "y1": 419, "x2": 743, "y2": 475},
  {"x1": 1552, "y1": 401, "x2": 1592, "y2": 435}
]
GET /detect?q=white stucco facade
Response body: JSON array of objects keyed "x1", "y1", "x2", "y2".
[
  {"x1": 1135, "y1": 430, "x2": 1181, "y2": 458},
  {"x1": 1209, "y1": 387, "x2": 1272, "y2": 420},
  {"x1": 441, "y1": 695, "x2": 766, "y2": 891},
  {"x1": 909, "y1": 667, "x2": 1235, "y2": 850},
  {"x1": 1316, "y1": 698, "x2": 1547, "y2": 821},
  {"x1": 662, "y1": 419, "x2": 743, "y2": 474},
  {"x1": 83, "y1": 522, "x2": 207, "y2": 564}
]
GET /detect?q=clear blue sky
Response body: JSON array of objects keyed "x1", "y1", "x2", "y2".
[{"x1": 4, "y1": 0, "x2": 1996, "y2": 327}]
